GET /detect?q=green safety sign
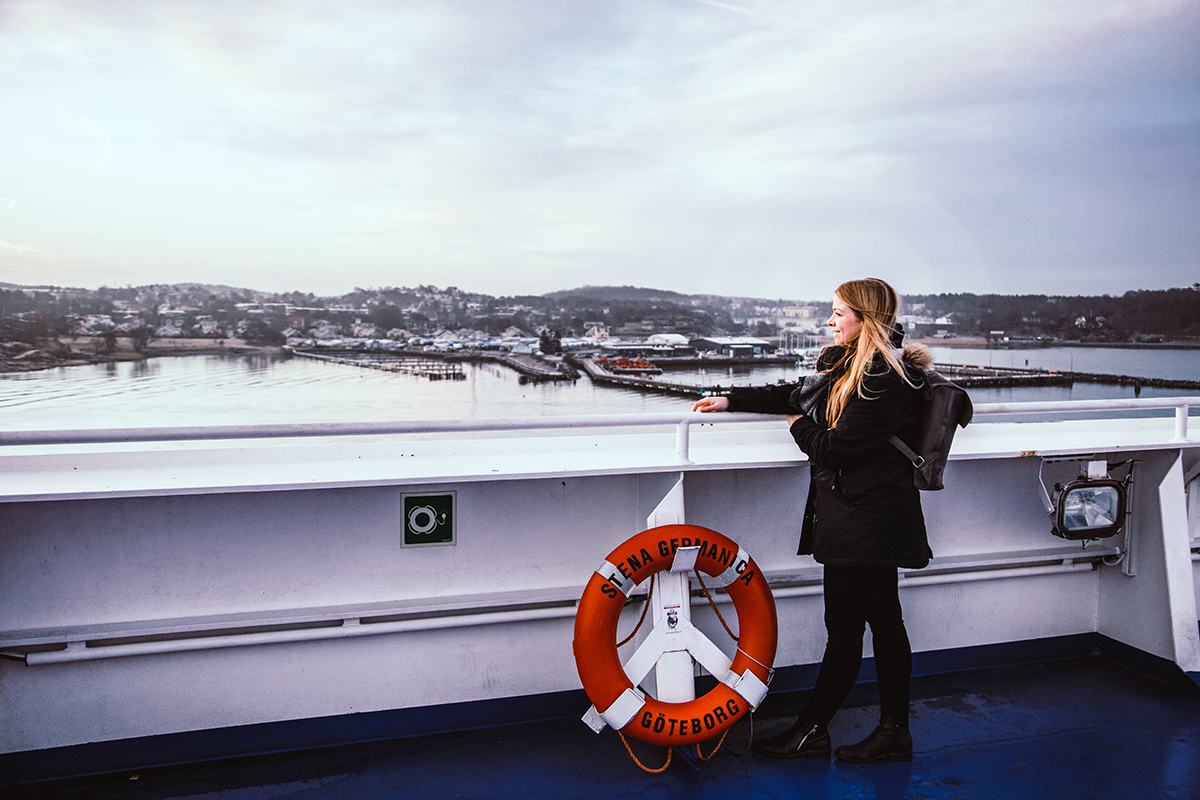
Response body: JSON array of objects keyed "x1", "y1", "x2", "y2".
[{"x1": 401, "y1": 491, "x2": 457, "y2": 547}]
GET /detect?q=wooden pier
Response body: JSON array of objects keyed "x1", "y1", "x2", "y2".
[
  {"x1": 291, "y1": 350, "x2": 466, "y2": 380},
  {"x1": 575, "y1": 358, "x2": 707, "y2": 397},
  {"x1": 495, "y1": 354, "x2": 576, "y2": 382},
  {"x1": 290, "y1": 348, "x2": 577, "y2": 382}
]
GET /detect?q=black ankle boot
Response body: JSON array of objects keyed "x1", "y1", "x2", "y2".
[
  {"x1": 751, "y1": 716, "x2": 831, "y2": 759},
  {"x1": 834, "y1": 717, "x2": 912, "y2": 763}
]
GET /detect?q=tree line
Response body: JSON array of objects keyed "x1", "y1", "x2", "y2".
[
  {"x1": 908, "y1": 287, "x2": 1200, "y2": 341},
  {"x1": 2, "y1": 283, "x2": 1198, "y2": 343}
]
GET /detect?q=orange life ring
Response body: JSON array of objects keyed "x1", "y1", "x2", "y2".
[{"x1": 573, "y1": 524, "x2": 778, "y2": 747}]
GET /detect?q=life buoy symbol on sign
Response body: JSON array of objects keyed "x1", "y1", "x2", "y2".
[
  {"x1": 407, "y1": 505, "x2": 445, "y2": 535},
  {"x1": 573, "y1": 524, "x2": 777, "y2": 747}
]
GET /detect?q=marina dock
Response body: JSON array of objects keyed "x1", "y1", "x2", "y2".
[
  {"x1": 575, "y1": 356, "x2": 708, "y2": 396},
  {"x1": 494, "y1": 353, "x2": 577, "y2": 382},
  {"x1": 290, "y1": 350, "x2": 466, "y2": 380},
  {"x1": 291, "y1": 348, "x2": 576, "y2": 382}
]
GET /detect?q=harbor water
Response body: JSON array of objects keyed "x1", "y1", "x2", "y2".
[
  {"x1": 927, "y1": 345, "x2": 1200, "y2": 381},
  {"x1": 1, "y1": 347, "x2": 1199, "y2": 431}
]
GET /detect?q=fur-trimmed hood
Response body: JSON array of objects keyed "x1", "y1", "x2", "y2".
[
  {"x1": 893, "y1": 321, "x2": 934, "y2": 372},
  {"x1": 790, "y1": 337, "x2": 933, "y2": 415},
  {"x1": 903, "y1": 342, "x2": 934, "y2": 372},
  {"x1": 812, "y1": 339, "x2": 934, "y2": 374}
]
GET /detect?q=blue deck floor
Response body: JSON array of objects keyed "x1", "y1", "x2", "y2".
[{"x1": 9, "y1": 656, "x2": 1200, "y2": 800}]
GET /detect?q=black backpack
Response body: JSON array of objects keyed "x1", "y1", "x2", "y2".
[{"x1": 889, "y1": 371, "x2": 973, "y2": 490}]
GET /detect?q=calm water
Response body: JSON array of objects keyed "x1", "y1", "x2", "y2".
[
  {"x1": 1, "y1": 348, "x2": 1197, "y2": 431},
  {"x1": 928, "y1": 346, "x2": 1200, "y2": 381}
]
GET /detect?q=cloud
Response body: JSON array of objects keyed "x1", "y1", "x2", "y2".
[
  {"x1": 0, "y1": 0, "x2": 1196, "y2": 297},
  {"x1": 0, "y1": 239, "x2": 46, "y2": 254}
]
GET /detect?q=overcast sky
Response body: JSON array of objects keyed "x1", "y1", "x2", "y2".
[{"x1": 1, "y1": 0, "x2": 1196, "y2": 300}]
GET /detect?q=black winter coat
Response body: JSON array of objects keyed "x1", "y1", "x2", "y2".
[{"x1": 728, "y1": 342, "x2": 933, "y2": 569}]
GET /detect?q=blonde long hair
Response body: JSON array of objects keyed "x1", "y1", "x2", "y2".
[{"x1": 825, "y1": 277, "x2": 915, "y2": 428}]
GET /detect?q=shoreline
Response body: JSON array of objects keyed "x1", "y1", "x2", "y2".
[
  {"x1": 907, "y1": 337, "x2": 1200, "y2": 350},
  {"x1": 4, "y1": 335, "x2": 1199, "y2": 375},
  {"x1": 1, "y1": 338, "x2": 284, "y2": 374}
]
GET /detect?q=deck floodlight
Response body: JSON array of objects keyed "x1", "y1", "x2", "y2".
[{"x1": 1049, "y1": 460, "x2": 1127, "y2": 541}]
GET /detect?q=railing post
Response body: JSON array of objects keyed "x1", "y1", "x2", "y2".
[
  {"x1": 1174, "y1": 404, "x2": 1189, "y2": 442},
  {"x1": 676, "y1": 419, "x2": 692, "y2": 464}
]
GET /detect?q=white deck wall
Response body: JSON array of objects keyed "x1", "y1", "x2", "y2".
[{"x1": 2, "y1": 408, "x2": 1197, "y2": 755}]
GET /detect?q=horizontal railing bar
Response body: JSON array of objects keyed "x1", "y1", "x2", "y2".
[
  {"x1": 1, "y1": 398, "x2": 1196, "y2": 447},
  {"x1": 971, "y1": 397, "x2": 1200, "y2": 415},
  {"x1": 0, "y1": 412, "x2": 759, "y2": 447},
  {"x1": 23, "y1": 606, "x2": 578, "y2": 665},
  {"x1": 770, "y1": 561, "x2": 1100, "y2": 599}
]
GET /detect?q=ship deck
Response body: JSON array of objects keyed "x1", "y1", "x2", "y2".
[{"x1": 11, "y1": 655, "x2": 1198, "y2": 800}]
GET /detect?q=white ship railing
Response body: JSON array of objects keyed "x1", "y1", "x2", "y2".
[
  {"x1": 1, "y1": 396, "x2": 1196, "y2": 457},
  {"x1": 1, "y1": 396, "x2": 1195, "y2": 665}
]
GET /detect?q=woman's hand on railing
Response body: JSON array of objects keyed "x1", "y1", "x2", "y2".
[{"x1": 692, "y1": 396, "x2": 729, "y2": 413}]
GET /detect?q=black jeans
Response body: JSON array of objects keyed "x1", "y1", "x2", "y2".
[{"x1": 802, "y1": 564, "x2": 912, "y2": 727}]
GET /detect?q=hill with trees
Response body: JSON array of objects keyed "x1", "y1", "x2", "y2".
[{"x1": 2, "y1": 282, "x2": 1198, "y2": 355}]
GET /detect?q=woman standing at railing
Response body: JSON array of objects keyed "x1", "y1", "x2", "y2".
[{"x1": 693, "y1": 277, "x2": 933, "y2": 763}]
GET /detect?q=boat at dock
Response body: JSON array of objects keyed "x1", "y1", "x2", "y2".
[
  {"x1": 594, "y1": 354, "x2": 664, "y2": 374},
  {"x1": 1, "y1": 396, "x2": 1198, "y2": 793}
]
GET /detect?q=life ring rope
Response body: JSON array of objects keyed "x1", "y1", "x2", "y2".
[
  {"x1": 694, "y1": 569, "x2": 738, "y2": 640},
  {"x1": 615, "y1": 573, "x2": 655, "y2": 648}
]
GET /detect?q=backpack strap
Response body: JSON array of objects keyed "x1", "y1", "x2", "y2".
[
  {"x1": 890, "y1": 367, "x2": 928, "y2": 468},
  {"x1": 889, "y1": 434, "x2": 925, "y2": 468}
]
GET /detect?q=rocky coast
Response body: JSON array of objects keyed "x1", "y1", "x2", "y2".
[{"x1": 0, "y1": 338, "x2": 283, "y2": 373}]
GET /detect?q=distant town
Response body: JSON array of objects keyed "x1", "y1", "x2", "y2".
[{"x1": 1, "y1": 281, "x2": 1198, "y2": 372}]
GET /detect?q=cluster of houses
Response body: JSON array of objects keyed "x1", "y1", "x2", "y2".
[
  {"x1": 59, "y1": 309, "x2": 795, "y2": 360},
  {"x1": 66, "y1": 309, "x2": 247, "y2": 340},
  {"x1": 287, "y1": 328, "x2": 788, "y2": 359}
]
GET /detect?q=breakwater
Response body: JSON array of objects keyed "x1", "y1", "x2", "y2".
[{"x1": 936, "y1": 364, "x2": 1200, "y2": 391}]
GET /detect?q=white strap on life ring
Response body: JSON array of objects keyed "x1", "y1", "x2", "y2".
[
  {"x1": 721, "y1": 668, "x2": 770, "y2": 709},
  {"x1": 581, "y1": 687, "x2": 646, "y2": 733},
  {"x1": 706, "y1": 546, "x2": 750, "y2": 588},
  {"x1": 671, "y1": 544, "x2": 700, "y2": 572},
  {"x1": 594, "y1": 559, "x2": 636, "y2": 597}
]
